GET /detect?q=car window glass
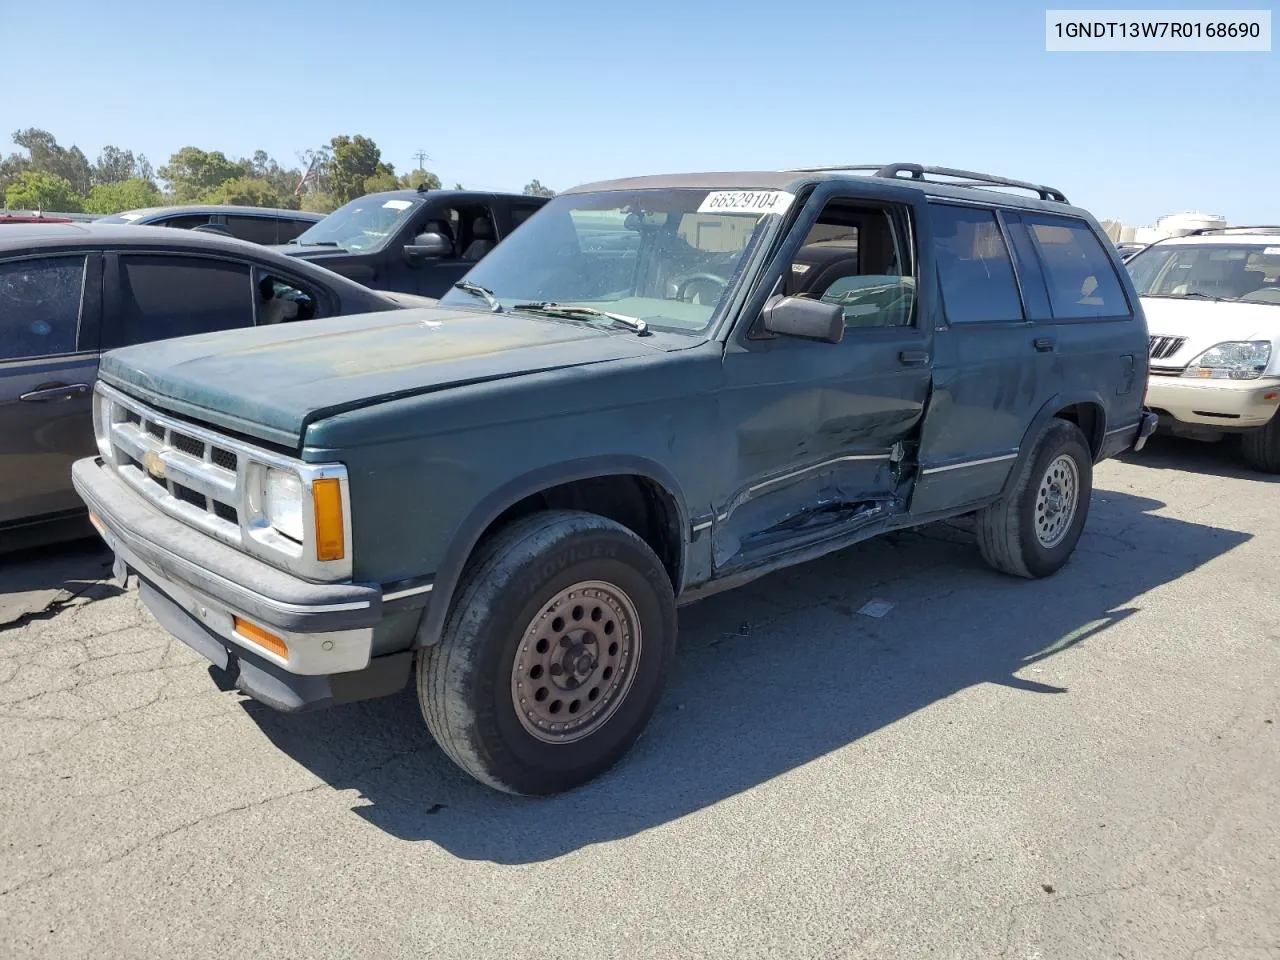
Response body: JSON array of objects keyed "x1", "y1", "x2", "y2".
[
  {"x1": 157, "y1": 214, "x2": 215, "y2": 230},
  {"x1": 0, "y1": 255, "x2": 86, "y2": 360},
  {"x1": 787, "y1": 202, "x2": 916, "y2": 328},
  {"x1": 930, "y1": 205, "x2": 1024, "y2": 323},
  {"x1": 1024, "y1": 215, "x2": 1128, "y2": 318},
  {"x1": 511, "y1": 204, "x2": 543, "y2": 228},
  {"x1": 257, "y1": 273, "x2": 319, "y2": 325},
  {"x1": 276, "y1": 217, "x2": 314, "y2": 244},
  {"x1": 112, "y1": 256, "x2": 253, "y2": 347},
  {"x1": 225, "y1": 215, "x2": 281, "y2": 245}
]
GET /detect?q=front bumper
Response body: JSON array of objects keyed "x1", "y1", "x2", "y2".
[
  {"x1": 1145, "y1": 375, "x2": 1280, "y2": 430},
  {"x1": 72, "y1": 457, "x2": 411, "y2": 712}
]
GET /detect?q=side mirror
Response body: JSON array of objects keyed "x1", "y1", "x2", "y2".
[
  {"x1": 404, "y1": 231, "x2": 450, "y2": 262},
  {"x1": 760, "y1": 295, "x2": 844, "y2": 344}
]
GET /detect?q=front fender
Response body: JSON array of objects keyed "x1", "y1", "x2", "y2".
[{"x1": 413, "y1": 455, "x2": 691, "y2": 648}]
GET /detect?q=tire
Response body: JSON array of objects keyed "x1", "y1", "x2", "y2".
[
  {"x1": 976, "y1": 418, "x2": 1093, "y2": 579},
  {"x1": 1240, "y1": 414, "x2": 1280, "y2": 473},
  {"x1": 418, "y1": 509, "x2": 678, "y2": 795}
]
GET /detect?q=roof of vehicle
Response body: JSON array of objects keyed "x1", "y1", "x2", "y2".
[
  {"x1": 351, "y1": 188, "x2": 552, "y2": 204},
  {"x1": 101, "y1": 204, "x2": 325, "y2": 221},
  {"x1": 564, "y1": 163, "x2": 1091, "y2": 216},
  {"x1": 0, "y1": 222, "x2": 400, "y2": 302},
  {"x1": 1146, "y1": 227, "x2": 1280, "y2": 245}
]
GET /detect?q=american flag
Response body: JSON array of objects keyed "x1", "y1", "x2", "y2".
[{"x1": 294, "y1": 156, "x2": 319, "y2": 197}]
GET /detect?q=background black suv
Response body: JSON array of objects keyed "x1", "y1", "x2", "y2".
[{"x1": 275, "y1": 188, "x2": 550, "y2": 297}]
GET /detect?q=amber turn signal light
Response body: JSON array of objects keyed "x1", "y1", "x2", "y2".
[
  {"x1": 233, "y1": 617, "x2": 289, "y2": 660},
  {"x1": 312, "y1": 477, "x2": 345, "y2": 562}
]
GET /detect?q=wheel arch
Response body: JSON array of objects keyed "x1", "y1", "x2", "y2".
[
  {"x1": 1000, "y1": 392, "x2": 1108, "y2": 499},
  {"x1": 414, "y1": 456, "x2": 690, "y2": 648}
]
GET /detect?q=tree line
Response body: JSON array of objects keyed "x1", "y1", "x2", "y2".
[{"x1": 0, "y1": 128, "x2": 557, "y2": 215}]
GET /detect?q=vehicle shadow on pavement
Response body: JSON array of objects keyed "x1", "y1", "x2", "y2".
[
  {"x1": 241, "y1": 486, "x2": 1250, "y2": 863},
  {"x1": 0, "y1": 538, "x2": 117, "y2": 630},
  {"x1": 1119, "y1": 434, "x2": 1280, "y2": 482}
]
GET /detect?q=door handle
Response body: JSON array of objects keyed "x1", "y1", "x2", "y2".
[
  {"x1": 898, "y1": 349, "x2": 930, "y2": 367},
  {"x1": 19, "y1": 383, "x2": 90, "y2": 402},
  {"x1": 1033, "y1": 337, "x2": 1056, "y2": 353}
]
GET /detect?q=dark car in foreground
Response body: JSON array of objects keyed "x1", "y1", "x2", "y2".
[
  {"x1": 275, "y1": 187, "x2": 549, "y2": 296},
  {"x1": 96, "y1": 204, "x2": 324, "y2": 245},
  {"x1": 0, "y1": 223, "x2": 405, "y2": 550},
  {"x1": 74, "y1": 164, "x2": 1155, "y2": 795}
]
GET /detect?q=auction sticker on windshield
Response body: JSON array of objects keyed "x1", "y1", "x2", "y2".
[
  {"x1": 382, "y1": 199, "x2": 413, "y2": 210},
  {"x1": 697, "y1": 190, "x2": 795, "y2": 215}
]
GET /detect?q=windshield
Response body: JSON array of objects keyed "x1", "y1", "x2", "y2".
[
  {"x1": 292, "y1": 195, "x2": 422, "y2": 251},
  {"x1": 1126, "y1": 242, "x2": 1280, "y2": 304},
  {"x1": 437, "y1": 187, "x2": 788, "y2": 334}
]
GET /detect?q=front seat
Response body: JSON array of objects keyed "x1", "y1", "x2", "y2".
[
  {"x1": 463, "y1": 216, "x2": 495, "y2": 261},
  {"x1": 421, "y1": 219, "x2": 455, "y2": 257}
]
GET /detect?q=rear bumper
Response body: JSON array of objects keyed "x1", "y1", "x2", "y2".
[
  {"x1": 1100, "y1": 410, "x2": 1159, "y2": 459},
  {"x1": 1145, "y1": 375, "x2": 1280, "y2": 430},
  {"x1": 72, "y1": 456, "x2": 411, "y2": 711}
]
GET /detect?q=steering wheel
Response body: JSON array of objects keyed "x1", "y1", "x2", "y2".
[{"x1": 673, "y1": 272, "x2": 729, "y2": 304}]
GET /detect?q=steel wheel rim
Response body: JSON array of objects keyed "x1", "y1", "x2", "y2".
[
  {"x1": 1035, "y1": 453, "x2": 1079, "y2": 548},
  {"x1": 511, "y1": 580, "x2": 641, "y2": 744}
]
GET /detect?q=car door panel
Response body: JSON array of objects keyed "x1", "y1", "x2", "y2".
[
  {"x1": 0, "y1": 252, "x2": 102, "y2": 527},
  {"x1": 713, "y1": 185, "x2": 933, "y2": 572}
]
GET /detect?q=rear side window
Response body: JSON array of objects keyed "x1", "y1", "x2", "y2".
[
  {"x1": 1023, "y1": 215, "x2": 1129, "y2": 319},
  {"x1": 929, "y1": 205, "x2": 1024, "y2": 323},
  {"x1": 155, "y1": 214, "x2": 215, "y2": 230},
  {"x1": 510, "y1": 204, "x2": 543, "y2": 229},
  {"x1": 0, "y1": 255, "x2": 86, "y2": 360},
  {"x1": 276, "y1": 217, "x2": 315, "y2": 244},
  {"x1": 111, "y1": 255, "x2": 253, "y2": 347},
  {"x1": 225, "y1": 215, "x2": 282, "y2": 245}
]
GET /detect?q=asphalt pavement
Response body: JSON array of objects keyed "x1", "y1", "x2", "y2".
[{"x1": 1, "y1": 436, "x2": 1276, "y2": 960}]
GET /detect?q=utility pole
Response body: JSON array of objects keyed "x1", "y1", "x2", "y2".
[{"x1": 412, "y1": 149, "x2": 431, "y2": 172}]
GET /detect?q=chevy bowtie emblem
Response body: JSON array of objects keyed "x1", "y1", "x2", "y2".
[{"x1": 143, "y1": 450, "x2": 166, "y2": 480}]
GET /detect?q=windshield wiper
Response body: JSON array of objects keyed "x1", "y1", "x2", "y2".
[
  {"x1": 287, "y1": 239, "x2": 341, "y2": 247},
  {"x1": 512, "y1": 301, "x2": 648, "y2": 335},
  {"x1": 454, "y1": 280, "x2": 504, "y2": 312}
]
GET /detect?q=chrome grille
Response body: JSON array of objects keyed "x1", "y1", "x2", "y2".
[
  {"x1": 1148, "y1": 335, "x2": 1187, "y2": 361},
  {"x1": 93, "y1": 381, "x2": 354, "y2": 582},
  {"x1": 99, "y1": 387, "x2": 243, "y2": 545}
]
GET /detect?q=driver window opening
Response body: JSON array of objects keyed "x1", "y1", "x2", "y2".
[
  {"x1": 257, "y1": 274, "x2": 317, "y2": 325},
  {"x1": 786, "y1": 201, "x2": 916, "y2": 328}
]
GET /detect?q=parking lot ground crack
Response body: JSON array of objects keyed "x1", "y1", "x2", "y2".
[{"x1": 0, "y1": 745, "x2": 428, "y2": 899}]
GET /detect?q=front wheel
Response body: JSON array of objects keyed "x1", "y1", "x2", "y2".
[
  {"x1": 418, "y1": 510, "x2": 677, "y2": 795},
  {"x1": 976, "y1": 419, "x2": 1093, "y2": 579},
  {"x1": 1240, "y1": 413, "x2": 1280, "y2": 473}
]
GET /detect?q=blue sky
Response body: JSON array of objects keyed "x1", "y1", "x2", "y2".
[{"x1": 3, "y1": 0, "x2": 1275, "y2": 224}]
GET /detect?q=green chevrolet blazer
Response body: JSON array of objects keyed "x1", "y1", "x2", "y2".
[{"x1": 72, "y1": 164, "x2": 1157, "y2": 795}]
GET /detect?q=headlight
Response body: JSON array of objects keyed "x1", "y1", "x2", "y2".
[
  {"x1": 1181, "y1": 341, "x2": 1271, "y2": 381},
  {"x1": 264, "y1": 468, "x2": 304, "y2": 542}
]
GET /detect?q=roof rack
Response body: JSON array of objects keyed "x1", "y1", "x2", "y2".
[
  {"x1": 1184, "y1": 224, "x2": 1280, "y2": 236},
  {"x1": 787, "y1": 163, "x2": 1068, "y2": 203}
]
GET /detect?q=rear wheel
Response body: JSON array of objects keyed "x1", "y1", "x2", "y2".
[
  {"x1": 976, "y1": 418, "x2": 1093, "y2": 579},
  {"x1": 418, "y1": 510, "x2": 677, "y2": 795},
  {"x1": 1240, "y1": 414, "x2": 1280, "y2": 473}
]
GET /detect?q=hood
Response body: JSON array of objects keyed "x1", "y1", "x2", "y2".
[
  {"x1": 98, "y1": 305, "x2": 681, "y2": 448},
  {"x1": 1140, "y1": 296, "x2": 1280, "y2": 369}
]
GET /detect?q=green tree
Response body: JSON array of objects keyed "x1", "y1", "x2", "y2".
[
  {"x1": 398, "y1": 169, "x2": 441, "y2": 191},
  {"x1": 10, "y1": 128, "x2": 93, "y2": 195},
  {"x1": 83, "y1": 177, "x2": 162, "y2": 214},
  {"x1": 158, "y1": 146, "x2": 246, "y2": 202},
  {"x1": 523, "y1": 179, "x2": 555, "y2": 198},
  {"x1": 199, "y1": 176, "x2": 290, "y2": 208},
  {"x1": 300, "y1": 191, "x2": 339, "y2": 214},
  {"x1": 94, "y1": 145, "x2": 146, "y2": 185},
  {"x1": 242, "y1": 150, "x2": 305, "y2": 199},
  {"x1": 453, "y1": 182, "x2": 464, "y2": 190},
  {"x1": 327, "y1": 134, "x2": 393, "y2": 203},
  {"x1": 363, "y1": 171, "x2": 400, "y2": 194},
  {"x1": 5, "y1": 170, "x2": 83, "y2": 212}
]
